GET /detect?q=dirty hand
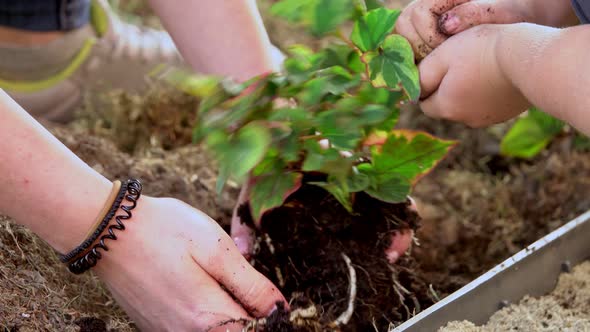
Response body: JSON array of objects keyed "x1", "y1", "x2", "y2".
[
  {"x1": 92, "y1": 196, "x2": 286, "y2": 332},
  {"x1": 419, "y1": 24, "x2": 530, "y2": 127},
  {"x1": 230, "y1": 185, "x2": 416, "y2": 264},
  {"x1": 396, "y1": 0, "x2": 574, "y2": 60}
]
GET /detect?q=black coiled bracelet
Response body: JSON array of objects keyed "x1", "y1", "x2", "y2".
[
  {"x1": 59, "y1": 181, "x2": 128, "y2": 263},
  {"x1": 66, "y1": 179, "x2": 143, "y2": 275}
]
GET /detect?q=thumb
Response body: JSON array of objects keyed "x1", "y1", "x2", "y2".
[
  {"x1": 201, "y1": 232, "x2": 288, "y2": 317},
  {"x1": 418, "y1": 46, "x2": 449, "y2": 99},
  {"x1": 439, "y1": 0, "x2": 527, "y2": 35}
]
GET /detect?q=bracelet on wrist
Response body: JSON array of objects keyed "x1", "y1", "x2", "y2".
[
  {"x1": 58, "y1": 180, "x2": 126, "y2": 263},
  {"x1": 60, "y1": 179, "x2": 143, "y2": 275}
]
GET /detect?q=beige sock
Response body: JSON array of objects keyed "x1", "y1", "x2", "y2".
[{"x1": 0, "y1": 25, "x2": 95, "y2": 81}]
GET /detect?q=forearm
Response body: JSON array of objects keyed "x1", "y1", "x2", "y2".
[
  {"x1": 497, "y1": 23, "x2": 590, "y2": 135},
  {"x1": 0, "y1": 90, "x2": 111, "y2": 253},
  {"x1": 522, "y1": 0, "x2": 578, "y2": 27},
  {"x1": 149, "y1": 0, "x2": 277, "y2": 82}
]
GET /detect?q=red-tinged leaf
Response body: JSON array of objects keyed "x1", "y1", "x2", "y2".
[
  {"x1": 249, "y1": 172, "x2": 303, "y2": 222},
  {"x1": 371, "y1": 130, "x2": 456, "y2": 185},
  {"x1": 363, "y1": 130, "x2": 389, "y2": 146}
]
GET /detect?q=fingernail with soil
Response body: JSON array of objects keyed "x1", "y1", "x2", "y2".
[{"x1": 440, "y1": 13, "x2": 461, "y2": 35}]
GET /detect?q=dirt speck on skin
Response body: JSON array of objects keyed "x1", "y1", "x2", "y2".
[{"x1": 440, "y1": 262, "x2": 590, "y2": 331}]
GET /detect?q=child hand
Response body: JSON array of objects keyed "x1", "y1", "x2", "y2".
[
  {"x1": 396, "y1": 0, "x2": 560, "y2": 60},
  {"x1": 418, "y1": 24, "x2": 530, "y2": 127}
]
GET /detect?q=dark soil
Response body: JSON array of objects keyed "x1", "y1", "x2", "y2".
[
  {"x1": 74, "y1": 317, "x2": 108, "y2": 332},
  {"x1": 241, "y1": 185, "x2": 424, "y2": 331}
]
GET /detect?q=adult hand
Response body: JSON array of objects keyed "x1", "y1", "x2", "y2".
[
  {"x1": 92, "y1": 196, "x2": 286, "y2": 332},
  {"x1": 418, "y1": 24, "x2": 530, "y2": 127},
  {"x1": 396, "y1": 0, "x2": 535, "y2": 60},
  {"x1": 230, "y1": 185, "x2": 417, "y2": 264}
]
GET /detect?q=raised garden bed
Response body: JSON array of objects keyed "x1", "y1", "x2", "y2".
[{"x1": 396, "y1": 210, "x2": 590, "y2": 331}]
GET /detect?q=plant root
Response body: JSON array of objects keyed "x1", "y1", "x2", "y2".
[
  {"x1": 290, "y1": 305, "x2": 317, "y2": 323},
  {"x1": 429, "y1": 284, "x2": 441, "y2": 302},
  {"x1": 330, "y1": 253, "x2": 357, "y2": 327},
  {"x1": 390, "y1": 266, "x2": 412, "y2": 318}
]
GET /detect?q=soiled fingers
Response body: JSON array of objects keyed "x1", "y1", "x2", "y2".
[
  {"x1": 396, "y1": 0, "x2": 470, "y2": 60},
  {"x1": 439, "y1": 0, "x2": 531, "y2": 35}
]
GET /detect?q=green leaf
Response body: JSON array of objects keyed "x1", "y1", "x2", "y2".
[
  {"x1": 302, "y1": 140, "x2": 348, "y2": 172},
  {"x1": 353, "y1": 0, "x2": 367, "y2": 13},
  {"x1": 250, "y1": 172, "x2": 302, "y2": 222},
  {"x1": 268, "y1": 107, "x2": 309, "y2": 123},
  {"x1": 574, "y1": 133, "x2": 590, "y2": 151},
  {"x1": 345, "y1": 168, "x2": 370, "y2": 192},
  {"x1": 317, "y1": 66, "x2": 361, "y2": 95},
  {"x1": 316, "y1": 109, "x2": 363, "y2": 149},
  {"x1": 299, "y1": 77, "x2": 331, "y2": 105},
  {"x1": 163, "y1": 70, "x2": 220, "y2": 97},
  {"x1": 364, "y1": 175, "x2": 411, "y2": 203},
  {"x1": 312, "y1": 0, "x2": 355, "y2": 36},
  {"x1": 357, "y1": 82, "x2": 404, "y2": 107},
  {"x1": 501, "y1": 108, "x2": 564, "y2": 159},
  {"x1": 252, "y1": 152, "x2": 282, "y2": 177},
  {"x1": 210, "y1": 123, "x2": 272, "y2": 192},
  {"x1": 271, "y1": 0, "x2": 315, "y2": 22},
  {"x1": 356, "y1": 163, "x2": 410, "y2": 202},
  {"x1": 298, "y1": 66, "x2": 360, "y2": 105},
  {"x1": 365, "y1": 0, "x2": 385, "y2": 10},
  {"x1": 351, "y1": 8, "x2": 401, "y2": 52},
  {"x1": 358, "y1": 104, "x2": 395, "y2": 126},
  {"x1": 284, "y1": 45, "x2": 326, "y2": 83},
  {"x1": 347, "y1": 51, "x2": 365, "y2": 73},
  {"x1": 309, "y1": 181, "x2": 354, "y2": 212},
  {"x1": 272, "y1": 0, "x2": 355, "y2": 36},
  {"x1": 321, "y1": 45, "x2": 357, "y2": 70},
  {"x1": 364, "y1": 34, "x2": 420, "y2": 100},
  {"x1": 371, "y1": 130, "x2": 455, "y2": 183},
  {"x1": 281, "y1": 133, "x2": 302, "y2": 162}
]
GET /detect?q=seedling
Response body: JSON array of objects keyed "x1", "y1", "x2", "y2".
[{"x1": 177, "y1": 3, "x2": 454, "y2": 221}]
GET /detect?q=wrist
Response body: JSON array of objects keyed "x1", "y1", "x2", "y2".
[
  {"x1": 91, "y1": 195, "x2": 155, "y2": 276},
  {"x1": 523, "y1": 0, "x2": 578, "y2": 27},
  {"x1": 0, "y1": 92, "x2": 115, "y2": 255},
  {"x1": 41, "y1": 175, "x2": 113, "y2": 254},
  {"x1": 495, "y1": 23, "x2": 558, "y2": 109}
]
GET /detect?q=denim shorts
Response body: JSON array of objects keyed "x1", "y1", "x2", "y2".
[{"x1": 0, "y1": 0, "x2": 90, "y2": 31}]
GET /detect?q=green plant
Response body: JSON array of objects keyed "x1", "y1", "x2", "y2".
[
  {"x1": 500, "y1": 108, "x2": 565, "y2": 159},
  {"x1": 500, "y1": 108, "x2": 590, "y2": 158},
  {"x1": 176, "y1": 3, "x2": 454, "y2": 221}
]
